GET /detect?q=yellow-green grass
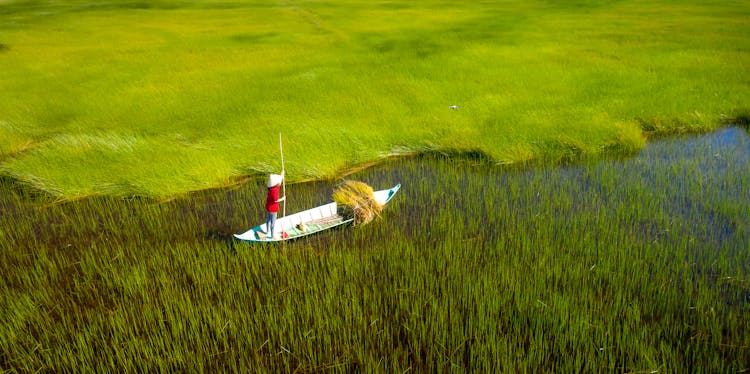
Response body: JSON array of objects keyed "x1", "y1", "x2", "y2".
[{"x1": 1, "y1": 0, "x2": 748, "y2": 198}]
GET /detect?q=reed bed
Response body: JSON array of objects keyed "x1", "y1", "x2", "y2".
[{"x1": 1, "y1": 128, "x2": 748, "y2": 371}]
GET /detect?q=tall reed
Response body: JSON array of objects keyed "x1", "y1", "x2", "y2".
[{"x1": 1, "y1": 128, "x2": 748, "y2": 371}]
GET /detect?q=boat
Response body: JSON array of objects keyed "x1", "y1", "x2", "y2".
[{"x1": 233, "y1": 184, "x2": 401, "y2": 242}]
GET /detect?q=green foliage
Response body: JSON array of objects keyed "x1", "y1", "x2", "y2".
[{"x1": 0, "y1": 0, "x2": 748, "y2": 198}]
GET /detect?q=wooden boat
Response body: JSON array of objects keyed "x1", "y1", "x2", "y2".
[{"x1": 233, "y1": 184, "x2": 400, "y2": 242}]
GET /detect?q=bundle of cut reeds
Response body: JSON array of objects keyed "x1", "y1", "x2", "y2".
[{"x1": 332, "y1": 180, "x2": 383, "y2": 225}]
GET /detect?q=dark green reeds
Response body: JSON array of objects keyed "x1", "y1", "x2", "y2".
[{"x1": 1, "y1": 128, "x2": 748, "y2": 371}]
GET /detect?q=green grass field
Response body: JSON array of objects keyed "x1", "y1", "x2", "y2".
[
  {"x1": 1, "y1": 1, "x2": 749, "y2": 371},
  {"x1": 1, "y1": 0, "x2": 748, "y2": 199}
]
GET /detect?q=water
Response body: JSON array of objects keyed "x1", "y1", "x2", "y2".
[{"x1": 349, "y1": 126, "x2": 749, "y2": 261}]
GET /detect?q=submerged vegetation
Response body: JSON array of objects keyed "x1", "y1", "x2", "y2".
[
  {"x1": 0, "y1": 0, "x2": 749, "y2": 198},
  {"x1": 1, "y1": 128, "x2": 748, "y2": 371}
]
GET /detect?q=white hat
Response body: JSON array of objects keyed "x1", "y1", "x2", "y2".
[{"x1": 267, "y1": 174, "x2": 283, "y2": 188}]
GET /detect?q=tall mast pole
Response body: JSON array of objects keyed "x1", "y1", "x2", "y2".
[{"x1": 279, "y1": 133, "x2": 286, "y2": 218}]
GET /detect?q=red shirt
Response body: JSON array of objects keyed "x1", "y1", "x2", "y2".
[{"x1": 265, "y1": 185, "x2": 280, "y2": 213}]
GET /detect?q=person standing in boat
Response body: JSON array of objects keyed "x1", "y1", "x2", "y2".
[{"x1": 265, "y1": 172, "x2": 286, "y2": 239}]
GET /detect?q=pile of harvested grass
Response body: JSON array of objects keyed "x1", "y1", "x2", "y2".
[{"x1": 333, "y1": 180, "x2": 383, "y2": 225}]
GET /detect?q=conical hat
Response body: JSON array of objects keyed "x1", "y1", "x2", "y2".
[{"x1": 267, "y1": 174, "x2": 283, "y2": 187}]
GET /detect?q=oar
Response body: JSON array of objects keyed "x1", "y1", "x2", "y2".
[{"x1": 279, "y1": 132, "x2": 286, "y2": 218}]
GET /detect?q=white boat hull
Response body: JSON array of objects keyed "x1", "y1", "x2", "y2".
[{"x1": 234, "y1": 184, "x2": 400, "y2": 242}]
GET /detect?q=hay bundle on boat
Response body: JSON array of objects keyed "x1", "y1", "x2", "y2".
[{"x1": 333, "y1": 180, "x2": 383, "y2": 225}]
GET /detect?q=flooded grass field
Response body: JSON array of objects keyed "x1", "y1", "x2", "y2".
[{"x1": 1, "y1": 127, "x2": 748, "y2": 371}]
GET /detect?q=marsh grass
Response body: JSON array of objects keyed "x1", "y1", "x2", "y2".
[
  {"x1": 0, "y1": 0, "x2": 748, "y2": 198},
  {"x1": 1, "y1": 128, "x2": 748, "y2": 371}
]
